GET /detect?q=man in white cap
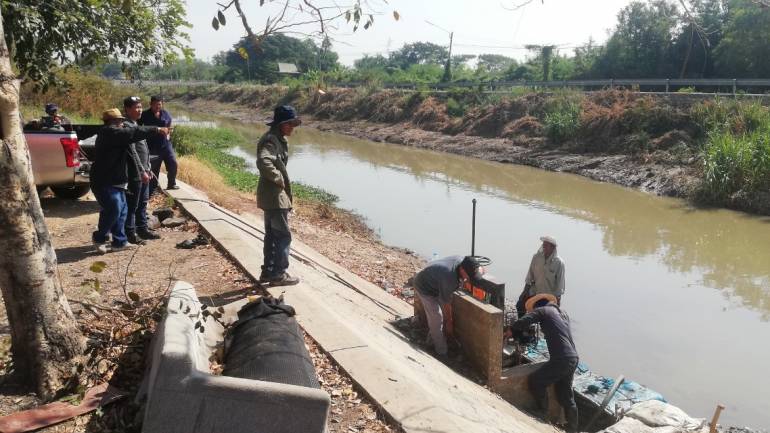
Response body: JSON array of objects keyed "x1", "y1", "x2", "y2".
[{"x1": 516, "y1": 235, "x2": 565, "y2": 315}]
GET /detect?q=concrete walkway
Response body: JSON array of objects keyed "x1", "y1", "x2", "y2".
[{"x1": 164, "y1": 178, "x2": 556, "y2": 433}]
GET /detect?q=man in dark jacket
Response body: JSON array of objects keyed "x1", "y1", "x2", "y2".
[
  {"x1": 91, "y1": 108, "x2": 168, "y2": 254},
  {"x1": 510, "y1": 293, "x2": 579, "y2": 432},
  {"x1": 123, "y1": 96, "x2": 161, "y2": 244},
  {"x1": 256, "y1": 105, "x2": 301, "y2": 286},
  {"x1": 139, "y1": 95, "x2": 177, "y2": 195}
]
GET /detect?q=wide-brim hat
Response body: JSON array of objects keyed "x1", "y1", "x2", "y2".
[
  {"x1": 525, "y1": 293, "x2": 558, "y2": 313},
  {"x1": 102, "y1": 108, "x2": 126, "y2": 122},
  {"x1": 539, "y1": 235, "x2": 558, "y2": 247},
  {"x1": 267, "y1": 104, "x2": 302, "y2": 127}
]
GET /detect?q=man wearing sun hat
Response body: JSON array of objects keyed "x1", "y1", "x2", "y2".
[
  {"x1": 90, "y1": 108, "x2": 169, "y2": 254},
  {"x1": 510, "y1": 294, "x2": 579, "y2": 431},
  {"x1": 516, "y1": 235, "x2": 566, "y2": 316},
  {"x1": 256, "y1": 105, "x2": 302, "y2": 287}
]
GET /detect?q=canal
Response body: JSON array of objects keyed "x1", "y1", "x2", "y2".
[{"x1": 183, "y1": 114, "x2": 770, "y2": 428}]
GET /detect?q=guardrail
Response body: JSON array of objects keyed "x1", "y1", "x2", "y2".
[
  {"x1": 115, "y1": 78, "x2": 770, "y2": 95},
  {"x1": 332, "y1": 78, "x2": 770, "y2": 94}
]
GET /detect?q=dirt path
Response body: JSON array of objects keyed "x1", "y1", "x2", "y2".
[{"x1": 0, "y1": 188, "x2": 420, "y2": 432}]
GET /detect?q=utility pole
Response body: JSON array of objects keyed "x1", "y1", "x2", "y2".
[
  {"x1": 443, "y1": 31, "x2": 454, "y2": 82},
  {"x1": 425, "y1": 20, "x2": 454, "y2": 83}
]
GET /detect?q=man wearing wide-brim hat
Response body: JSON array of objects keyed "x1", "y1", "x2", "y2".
[
  {"x1": 90, "y1": 108, "x2": 169, "y2": 254},
  {"x1": 509, "y1": 294, "x2": 579, "y2": 431},
  {"x1": 516, "y1": 235, "x2": 566, "y2": 316},
  {"x1": 256, "y1": 105, "x2": 302, "y2": 286}
]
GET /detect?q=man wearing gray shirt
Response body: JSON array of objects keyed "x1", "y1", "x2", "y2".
[{"x1": 413, "y1": 255, "x2": 482, "y2": 356}]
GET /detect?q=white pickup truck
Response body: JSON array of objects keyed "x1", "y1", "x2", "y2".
[{"x1": 23, "y1": 123, "x2": 100, "y2": 199}]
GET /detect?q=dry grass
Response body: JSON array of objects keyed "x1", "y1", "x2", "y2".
[{"x1": 176, "y1": 155, "x2": 254, "y2": 212}]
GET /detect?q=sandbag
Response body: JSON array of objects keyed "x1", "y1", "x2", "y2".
[
  {"x1": 222, "y1": 298, "x2": 320, "y2": 389},
  {"x1": 625, "y1": 400, "x2": 705, "y2": 431}
]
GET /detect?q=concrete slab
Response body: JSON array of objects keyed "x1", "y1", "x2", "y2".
[{"x1": 162, "y1": 176, "x2": 557, "y2": 433}]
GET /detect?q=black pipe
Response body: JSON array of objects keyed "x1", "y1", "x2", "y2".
[{"x1": 471, "y1": 198, "x2": 477, "y2": 257}]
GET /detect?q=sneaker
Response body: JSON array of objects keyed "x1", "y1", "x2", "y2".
[
  {"x1": 166, "y1": 184, "x2": 180, "y2": 190},
  {"x1": 137, "y1": 228, "x2": 161, "y2": 240},
  {"x1": 267, "y1": 273, "x2": 300, "y2": 286},
  {"x1": 112, "y1": 242, "x2": 140, "y2": 252},
  {"x1": 95, "y1": 243, "x2": 112, "y2": 254}
]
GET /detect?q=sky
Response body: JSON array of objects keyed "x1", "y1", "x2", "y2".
[{"x1": 185, "y1": 0, "x2": 635, "y2": 66}]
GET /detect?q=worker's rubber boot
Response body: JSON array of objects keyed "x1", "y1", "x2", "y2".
[
  {"x1": 533, "y1": 396, "x2": 549, "y2": 421},
  {"x1": 126, "y1": 231, "x2": 146, "y2": 246},
  {"x1": 565, "y1": 406, "x2": 579, "y2": 433},
  {"x1": 137, "y1": 228, "x2": 161, "y2": 240}
]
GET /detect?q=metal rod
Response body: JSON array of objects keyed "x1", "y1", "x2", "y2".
[
  {"x1": 585, "y1": 375, "x2": 625, "y2": 431},
  {"x1": 471, "y1": 199, "x2": 477, "y2": 256}
]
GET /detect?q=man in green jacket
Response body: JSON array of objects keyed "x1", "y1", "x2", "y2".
[{"x1": 257, "y1": 105, "x2": 301, "y2": 286}]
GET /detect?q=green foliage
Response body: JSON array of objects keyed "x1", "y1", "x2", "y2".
[
  {"x1": 702, "y1": 129, "x2": 770, "y2": 200},
  {"x1": 544, "y1": 103, "x2": 581, "y2": 144},
  {"x1": 445, "y1": 98, "x2": 464, "y2": 117},
  {"x1": 713, "y1": 0, "x2": 770, "y2": 78},
  {"x1": 215, "y1": 34, "x2": 338, "y2": 84},
  {"x1": 20, "y1": 69, "x2": 140, "y2": 119},
  {"x1": 595, "y1": 0, "x2": 680, "y2": 78},
  {"x1": 172, "y1": 126, "x2": 337, "y2": 204},
  {"x1": 691, "y1": 99, "x2": 770, "y2": 136},
  {"x1": 1, "y1": 0, "x2": 191, "y2": 87},
  {"x1": 171, "y1": 126, "x2": 248, "y2": 156}
]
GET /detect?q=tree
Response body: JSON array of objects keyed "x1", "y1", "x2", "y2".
[
  {"x1": 388, "y1": 42, "x2": 449, "y2": 70},
  {"x1": 219, "y1": 34, "x2": 337, "y2": 83},
  {"x1": 594, "y1": 0, "x2": 680, "y2": 78},
  {"x1": 0, "y1": 0, "x2": 189, "y2": 399},
  {"x1": 477, "y1": 54, "x2": 518, "y2": 74},
  {"x1": 713, "y1": 0, "x2": 770, "y2": 77}
]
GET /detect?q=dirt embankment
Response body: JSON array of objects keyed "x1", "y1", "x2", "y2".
[
  {"x1": 170, "y1": 85, "x2": 770, "y2": 215},
  {"x1": 173, "y1": 87, "x2": 708, "y2": 197}
]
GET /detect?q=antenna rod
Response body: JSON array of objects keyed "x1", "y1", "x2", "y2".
[{"x1": 471, "y1": 199, "x2": 477, "y2": 256}]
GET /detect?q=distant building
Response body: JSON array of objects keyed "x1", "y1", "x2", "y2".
[{"x1": 277, "y1": 63, "x2": 300, "y2": 75}]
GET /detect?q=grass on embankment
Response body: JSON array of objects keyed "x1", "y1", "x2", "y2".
[{"x1": 171, "y1": 125, "x2": 338, "y2": 204}]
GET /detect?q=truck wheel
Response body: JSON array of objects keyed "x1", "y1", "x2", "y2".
[{"x1": 50, "y1": 184, "x2": 91, "y2": 200}]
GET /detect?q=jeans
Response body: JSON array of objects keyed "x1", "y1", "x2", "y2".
[
  {"x1": 149, "y1": 146, "x2": 178, "y2": 195},
  {"x1": 529, "y1": 357, "x2": 579, "y2": 431},
  {"x1": 125, "y1": 180, "x2": 149, "y2": 233},
  {"x1": 262, "y1": 209, "x2": 292, "y2": 278},
  {"x1": 415, "y1": 290, "x2": 447, "y2": 355},
  {"x1": 91, "y1": 185, "x2": 128, "y2": 247}
]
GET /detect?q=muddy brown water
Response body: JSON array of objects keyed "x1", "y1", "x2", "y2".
[{"x1": 178, "y1": 113, "x2": 770, "y2": 429}]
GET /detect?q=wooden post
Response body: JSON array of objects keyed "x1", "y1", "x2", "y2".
[{"x1": 709, "y1": 404, "x2": 725, "y2": 433}]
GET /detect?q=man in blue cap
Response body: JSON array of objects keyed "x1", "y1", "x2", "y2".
[
  {"x1": 40, "y1": 103, "x2": 69, "y2": 129},
  {"x1": 257, "y1": 105, "x2": 302, "y2": 286}
]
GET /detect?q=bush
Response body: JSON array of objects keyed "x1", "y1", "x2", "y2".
[
  {"x1": 20, "y1": 68, "x2": 141, "y2": 121},
  {"x1": 171, "y1": 126, "x2": 248, "y2": 156},
  {"x1": 691, "y1": 99, "x2": 770, "y2": 136},
  {"x1": 544, "y1": 101, "x2": 580, "y2": 143},
  {"x1": 702, "y1": 129, "x2": 770, "y2": 201},
  {"x1": 445, "y1": 97, "x2": 465, "y2": 117}
]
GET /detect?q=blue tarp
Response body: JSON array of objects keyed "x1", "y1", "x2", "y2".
[{"x1": 524, "y1": 339, "x2": 666, "y2": 413}]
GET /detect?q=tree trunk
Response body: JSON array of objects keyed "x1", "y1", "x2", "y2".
[{"x1": 0, "y1": 13, "x2": 85, "y2": 400}]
